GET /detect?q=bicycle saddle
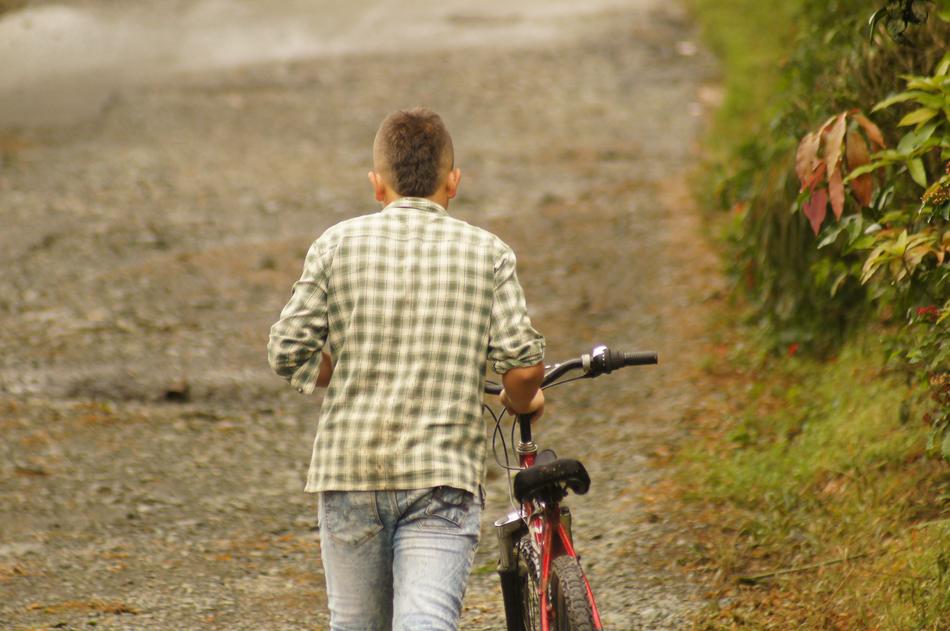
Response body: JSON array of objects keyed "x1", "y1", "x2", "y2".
[{"x1": 513, "y1": 458, "x2": 591, "y2": 503}]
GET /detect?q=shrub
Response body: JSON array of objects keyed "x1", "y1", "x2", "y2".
[{"x1": 717, "y1": 3, "x2": 948, "y2": 355}]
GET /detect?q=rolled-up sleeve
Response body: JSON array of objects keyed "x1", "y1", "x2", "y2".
[
  {"x1": 488, "y1": 244, "x2": 545, "y2": 374},
  {"x1": 267, "y1": 238, "x2": 333, "y2": 394}
]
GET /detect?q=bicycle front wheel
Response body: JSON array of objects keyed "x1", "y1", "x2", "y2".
[
  {"x1": 550, "y1": 555, "x2": 596, "y2": 631},
  {"x1": 516, "y1": 535, "x2": 543, "y2": 631}
]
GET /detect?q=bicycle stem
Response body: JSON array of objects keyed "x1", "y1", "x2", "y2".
[{"x1": 516, "y1": 413, "x2": 537, "y2": 457}]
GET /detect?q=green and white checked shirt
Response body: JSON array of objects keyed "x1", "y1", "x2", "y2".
[{"x1": 268, "y1": 197, "x2": 544, "y2": 495}]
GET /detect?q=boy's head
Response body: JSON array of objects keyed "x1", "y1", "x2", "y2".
[{"x1": 369, "y1": 107, "x2": 460, "y2": 206}]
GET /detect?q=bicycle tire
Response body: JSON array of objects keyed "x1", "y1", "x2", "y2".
[
  {"x1": 516, "y1": 534, "x2": 597, "y2": 631},
  {"x1": 550, "y1": 555, "x2": 596, "y2": 631},
  {"x1": 516, "y1": 535, "x2": 542, "y2": 631}
]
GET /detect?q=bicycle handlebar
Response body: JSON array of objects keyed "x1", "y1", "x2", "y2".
[{"x1": 483, "y1": 345, "x2": 657, "y2": 395}]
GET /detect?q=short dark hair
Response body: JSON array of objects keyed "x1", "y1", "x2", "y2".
[{"x1": 374, "y1": 107, "x2": 454, "y2": 198}]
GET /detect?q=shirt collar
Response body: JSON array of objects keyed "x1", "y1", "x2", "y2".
[{"x1": 382, "y1": 197, "x2": 448, "y2": 216}]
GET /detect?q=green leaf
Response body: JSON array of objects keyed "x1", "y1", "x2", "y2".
[
  {"x1": 895, "y1": 230, "x2": 909, "y2": 251},
  {"x1": 937, "y1": 52, "x2": 950, "y2": 77},
  {"x1": 910, "y1": 138, "x2": 944, "y2": 157},
  {"x1": 847, "y1": 234, "x2": 877, "y2": 251},
  {"x1": 941, "y1": 431, "x2": 950, "y2": 461},
  {"x1": 898, "y1": 108, "x2": 939, "y2": 127},
  {"x1": 874, "y1": 149, "x2": 907, "y2": 161},
  {"x1": 908, "y1": 158, "x2": 928, "y2": 188},
  {"x1": 830, "y1": 271, "x2": 849, "y2": 297},
  {"x1": 896, "y1": 122, "x2": 938, "y2": 153},
  {"x1": 818, "y1": 224, "x2": 845, "y2": 248},
  {"x1": 845, "y1": 215, "x2": 864, "y2": 244},
  {"x1": 916, "y1": 122, "x2": 939, "y2": 143},
  {"x1": 872, "y1": 91, "x2": 926, "y2": 112},
  {"x1": 912, "y1": 93, "x2": 946, "y2": 110},
  {"x1": 861, "y1": 243, "x2": 890, "y2": 283},
  {"x1": 843, "y1": 161, "x2": 884, "y2": 182},
  {"x1": 872, "y1": 185, "x2": 895, "y2": 213},
  {"x1": 879, "y1": 210, "x2": 910, "y2": 225},
  {"x1": 905, "y1": 76, "x2": 943, "y2": 91}
]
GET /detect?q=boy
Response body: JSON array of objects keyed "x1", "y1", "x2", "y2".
[{"x1": 267, "y1": 107, "x2": 545, "y2": 630}]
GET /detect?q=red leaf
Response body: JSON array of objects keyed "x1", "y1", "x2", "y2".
[
  {"x1": 795, "y1": 132, "x2": 821, "y2": 186},
  {"x1": 828, "y1": 167, "x2": 845, "y2": 220},
  {"x1": 846, "y1": 131, "x2": 874, "y2": 207},
  {"x1": 850, "y1": 111, "x2": 886, "y2": 149},
  {"x1": 803, "y1": 188, "x2": 828, "y2": 235},
  {"x1": 803, "y1": 161, "x2": 827, "y2": 192},
  {"x1": 845, "y1": 130, "x2": 869, "y2": 167},
  {"x1": 851, "y1": 175, "x2": 874, "y2": 209},
  {"x1": 823, "y1": 112, "x2": 848, "y2": 176}
]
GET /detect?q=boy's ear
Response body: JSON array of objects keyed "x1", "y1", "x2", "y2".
[
  {"x1": 446, "y1": 168, "x2": 461, "y2": 199},
  {"x1": 368, "y1": 171, "x2": 386, "y2": 202}
]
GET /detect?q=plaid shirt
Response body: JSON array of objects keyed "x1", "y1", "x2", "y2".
[{"x1": 268, "y1": 197, "x2": 544, "y2": 495}]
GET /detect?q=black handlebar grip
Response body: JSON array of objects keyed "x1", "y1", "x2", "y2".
[
  {"x1": 604, "y1": 349, "x2": 658, "y2": 371},
  {"x1": 622, "y1": 351, "x2": 658, "y2": 366}
]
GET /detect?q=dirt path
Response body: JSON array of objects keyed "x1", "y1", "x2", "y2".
[{"x1": 0, "y1": 1, "x2": 720, "y2": 628}]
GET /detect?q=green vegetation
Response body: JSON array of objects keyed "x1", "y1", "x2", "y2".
[
  {"x1": 682, "y1": 332, "x2": 950, "y2": 628},
  {"x1": 682, "y1": 0, "x2": 950, "y2": 627},
  {"x1": 686, "y1": 0, "x2": 797, "y2": 145}
]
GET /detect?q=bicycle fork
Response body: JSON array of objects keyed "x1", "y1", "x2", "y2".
[
  {"x1": 495, "y1": 508, "x2": 528, "y2": 630},
  {"x1": 495, "y1": 503, "x2": 607, "y2": 630}
]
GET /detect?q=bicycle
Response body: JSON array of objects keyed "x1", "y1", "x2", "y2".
[{"x1": 483, "y1": 344, "x2": 658, "y2": 631}]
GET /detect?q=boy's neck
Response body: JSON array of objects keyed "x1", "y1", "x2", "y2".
[
  {"x1": 383, "y1": 191, "x2": 450, "y2": 210},
  {"x1": 371, "y1": 167, "x2": 459, "y2": 211}
]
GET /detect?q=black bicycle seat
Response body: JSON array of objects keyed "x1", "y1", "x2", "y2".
[{"x1": 513, "y1": 458, "x2": 590, "y2": 503}]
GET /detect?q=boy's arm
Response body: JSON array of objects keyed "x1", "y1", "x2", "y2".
[
  {"x1": 488, "y1": 243, "x2": 545, "y2": 418},
  {"x1": 500, "y1": 363, "x2": 545, "y2": 421},
  {"x1": 267, "y1": 240, "x2": 333, "y2": 394}
]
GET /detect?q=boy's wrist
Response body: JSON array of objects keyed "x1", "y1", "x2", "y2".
[{"x1": 500, "y1": 388, "x2": 544, "y2": 414}]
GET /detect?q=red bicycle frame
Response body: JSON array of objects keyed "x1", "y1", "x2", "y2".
[
  {"x1": 517, "y1": 418, "x2": 604, "y2": 631},
  {"x1": 490, "y1": 346, "x2": 658, "y2": 631}
]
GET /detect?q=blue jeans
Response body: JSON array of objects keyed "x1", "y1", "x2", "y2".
[{"x1": 318, "y1": 486, "x2": 481, "y2": 631}]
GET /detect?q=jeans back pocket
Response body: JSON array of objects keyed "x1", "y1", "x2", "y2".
[
  {"x1": 422, "y1": 486, "x2": 473, "y2": 529},
  {"x1": 320, "y1": 491, "x2": 384, "y2": 546}
]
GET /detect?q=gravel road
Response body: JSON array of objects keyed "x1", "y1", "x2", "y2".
[{"x1": 0, "y1": 1, "x2": 720, "y2": 628}]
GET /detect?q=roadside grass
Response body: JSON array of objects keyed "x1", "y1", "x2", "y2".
[
  {"x1": 676, "y1": 324, "x2": 950, "y2": 628},
  {"x1": 684, "y1": 0, "x2": 797, "y2": 154},
  {"x1": 679, "y1": 0, "x2": 950, "y2": 626}
]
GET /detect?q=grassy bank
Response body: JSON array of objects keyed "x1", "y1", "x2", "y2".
[
  {"x1": 681, "y1": 0, "x2": 950, "y2": 627},
  {"x1": 679, "y1": 327, "x2": 950, "y2": 628},
  {"x1": 686, "y1": 0, "x2": 796, "y2": 150}
]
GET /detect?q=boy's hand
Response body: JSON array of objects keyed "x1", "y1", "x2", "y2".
[
  {"x1": 500, "y1": 388, "x2": 544, "y2": 423},
  {"x1": 316, "y1": 352, "x2": 333, "y2": 388}
]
